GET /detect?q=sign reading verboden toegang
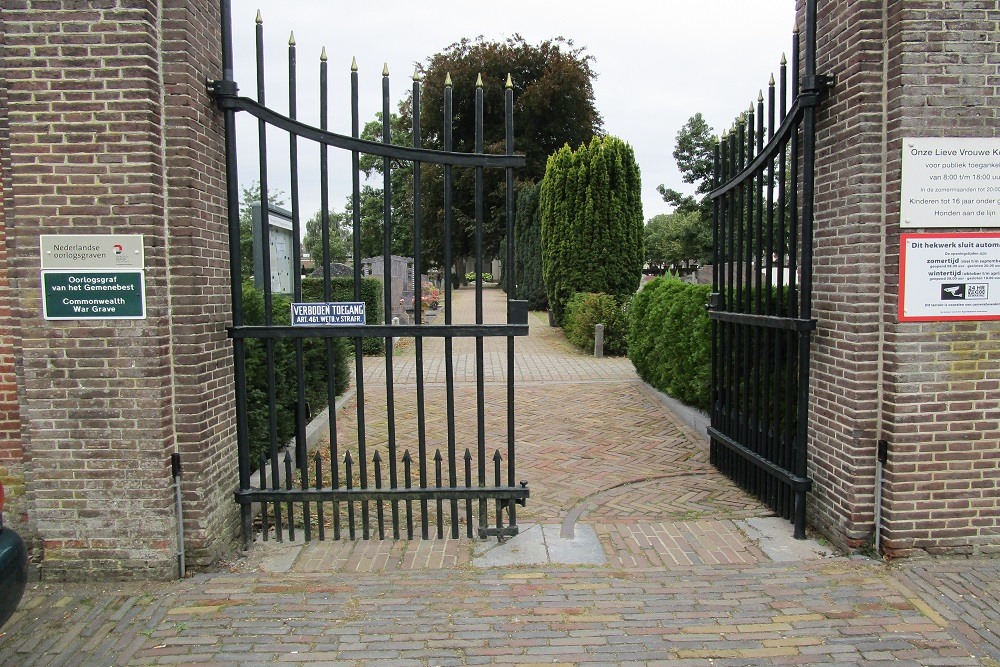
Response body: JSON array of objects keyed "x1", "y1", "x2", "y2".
[
  {"x1": 42, "y1": 271, "x2": 146, "y2": 320},
  {"x1": 900, "y1": 233, "x2": 1000, "y2": 321},
  {"x1": 291, "y1": 302, "x2": 366, "y2": 326},
  {"x1": 901, "y1": 137, "x2": 1000, "y2": 228}
]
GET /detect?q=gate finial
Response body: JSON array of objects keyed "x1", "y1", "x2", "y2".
[
  {"x1": 383, "y1": 62, "x2": 389, "y2": 77},
  {"x1": 288, "y1": 32, "x2": 295, "y2": 46},
  {"x1": 445, "y1": 72, "x2": 452, "y2": 87},
  {"x1": 351, "y1": 56, "x2": 358, "y2": 72},
  {"x1": 505, "y1": 73, "x2": 513, "y2": 89},
  {"x1": 412, "y1": 67, "x2": 421, "y2": 82},
  {"x1": 255, "y1": 9, "x2": 262, "y2": 23},
  {"x1": 476, "y1": 73, "x2": 483, "y2": 88},
  {"x1": 320, "y1": 47, "x2": 327, "y2": 62}
]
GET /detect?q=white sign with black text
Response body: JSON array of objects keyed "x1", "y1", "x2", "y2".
[
  {"x1": 901, "y1": 137, "x2": 1000, "y2": 228},
  {"x1": 900, "y1": 233, "x2": 1000, "y2": 321}
]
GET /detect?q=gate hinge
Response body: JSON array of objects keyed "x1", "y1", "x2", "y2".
[
  {"x1": 799, "y1": 73, "x2": 835, "y2": 107},
  {"x1": 206, "y1": 79, "x2": 239, "y2": 108},
  {"x1": 877, "y1": 439, "x2": 888, "y2": 465}
]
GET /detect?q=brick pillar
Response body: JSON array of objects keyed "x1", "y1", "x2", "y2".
[
  {"x1": 0, "y1": 12, "x2": 28, "y2": 531},
  {"x1": 3, "y1": 1, "x2": 238, "y2": 579},
  {"x1": 808, "y1": 0, "x2": 1000, "y2": 556}
]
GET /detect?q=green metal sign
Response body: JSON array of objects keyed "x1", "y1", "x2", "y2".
[{"x1": 42, "y1": 271, "x2": 146, "y2": 320}]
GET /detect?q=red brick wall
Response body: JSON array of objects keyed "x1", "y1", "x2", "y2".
[
  {"x1": 3, "y1": 0, "x2": 237, "y2": 579},
  {"x1": 808, "y1": 0, "x2": 1000, "y2": 556}
]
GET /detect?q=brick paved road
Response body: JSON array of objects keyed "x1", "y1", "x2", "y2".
[{"x1": 1, "y1": 286, "x2": 997, "y2": 666}]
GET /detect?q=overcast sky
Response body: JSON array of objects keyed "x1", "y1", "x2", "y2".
[{"x1": 228, "y1": 0, "x2": 797, "y2": 227}]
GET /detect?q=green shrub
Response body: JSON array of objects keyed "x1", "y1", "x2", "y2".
[
  {"x1": 563, "y1": 293, "x2": 630, "y2": 356},
  {"x1": 301, "y1": 276, "x2": 384, "y2": 355},
  {"x1": 540, "y1": 135, "x2": 644, "y2": 325},
  {"x1": 513, "y1": 183, "x2": 548, "y2": 310},
  {"x1": 464, "y1": 272, "x2": 493, "y2": 283},
  {"x1": 242, "y1": 281, "x2": 352, "y2": 467},
  {"x1": 627, "y1": 277, "x2": 711, "y2": 410}
]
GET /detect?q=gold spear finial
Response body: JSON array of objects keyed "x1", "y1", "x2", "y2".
[
  {"x1": 769, "y1": 73, "x2": 775, "y2": 86},
  {"x1": 506, "y1": 73, "x2": 513, "y2": 89},
  {"x1": 383, "y1": 62, "x2": 389, "y2": 77},
  {"x1": 412, "y1": 67, "x2": 421, "y2": 82},
  {"x1": 476, "y1": 72, "x2": 483, "y2": 88},
  {"x1": 351, "y1": 56, "x2": 358, "y2": 72},
  {"x1": 320, "y1": 47, "x2": 327, "y2": 62},
  {"x1": 445, "y1": 72, "x2": 452, "y2": 87},
  {"x1": 255, "y1": 9, "x2": 262, "y2": 23},
  {"x1": 289, "y1": 32, "x2": 295, "y2": 46},
  {"x1": 781, "y1": 52, "x2": 787, "y2": 66},
  {"x1": 758, "y1": 90, "x2": 764, "y2": 103}
]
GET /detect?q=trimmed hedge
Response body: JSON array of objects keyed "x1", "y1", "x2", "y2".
[
  {"x1": 513, "y1": 183, "x2": 548, "y2": 310},
  {"x1": 242, "y1": 281, "x2": 352, "y2": 467},
  {"x1": 563, "y1": 292, "x2": 629, "y2": 356},
  {"x1": 301, "y1": 276, "x2": 384, "y2": 355},
  {"x1": 627, "y1": 277, "x2": 711, "y2": 410}
]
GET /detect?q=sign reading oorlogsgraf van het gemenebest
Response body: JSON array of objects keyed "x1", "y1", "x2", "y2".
[
  {"x1": 900, "y1": 232, "x2": 1000, "y2": 322},
  {"x1": 40, "y1": 234, "x2": 146, "y2": 320},
  {"x1": 291, "y1": 302, "x2": 366, "y2": 326},
  {"x1": 901, "y1": 137, "x2": 1000, "y2": 228}
]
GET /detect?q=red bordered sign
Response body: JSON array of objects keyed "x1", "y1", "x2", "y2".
[{"x1": 900, "y1": 232, "x2": 1000, "y2": 322}]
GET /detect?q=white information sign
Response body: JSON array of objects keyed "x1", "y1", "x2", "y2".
[
  {"x1": 900, "y1": 233, "x2": 1000, "y2": 321},
  {"x1": 40, "y1": 234, "x2": 144, "y2": 269},
  {"x1": 901, "y1": 138, "x2": 1000, "y2": 228}
]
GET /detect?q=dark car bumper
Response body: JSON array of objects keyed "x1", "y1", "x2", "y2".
[{"x1": 0, "y1": 526, "x2": 28, "y2": 628}]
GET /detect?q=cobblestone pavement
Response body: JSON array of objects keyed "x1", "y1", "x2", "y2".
[{"x1": 1, "y1": 286, "x2": 998, "y2": 666}]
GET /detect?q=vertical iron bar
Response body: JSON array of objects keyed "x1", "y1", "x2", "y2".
[
  {"x1": 256, "y1": 13, "x2": 284, "y2": 541},
  {"x1": 464, "y1": 449, "x2": 473, "y2": 538},
  {"x1": 737, "y1": 118, "x2": 748, "y2": 491},
  {"x1": 753, "y1": 94, "x2": 765, "y2": 503},
  {"x1": 374, "y1": 64, "x2": 392, "y2": 542},
  {"x1": 412, "y1": 72, "x2": 429, "y2": 541},
  {"x1": 493, "y1": 451, "x2": 502, "y2": 535},
  {"x1": 345, "y1": 451, "x2": 355, "y2": 540},
  {"x1": 435, "y1": 451, "x2": 444, "y2": 539},
  {"x1": 288, "y1": 32, "x2": 312, "y2": 543},
  {"x1": 504, "y1": 75, "x2": 517, "y2": 533},
  {"x1": 474, "y1": 75, "x2": 487, "y2": 538},
  {"x1": 765, "y1": 77, "x2": 778, "y2": 510},
  {"x1": 725, "y1": 132, "x2": 738, "y2": 480},
  {"x1": 259, "y1": 454, "x2": 268, "y2": 541},
  {"x1": 443, "y1": 76, "x2": 460, "y2": 539},
  {"x1": 403, "y1": 451, "x2": 414, "y2": 539},
  {"x1": 315, "y1": 453, "x2": 325, "y2": 541},
  {"x1": 284, "y1": 452, "x2": 295, "y2": 541},
  {"x1": 220, "y1": 0, "x2": 254, "y2": 549},
  {"x1": 374, "y1": 452, "x2": 385, "y2": 539},
  {"x1": 347, "y1": 58, "x2": 364, "y2": 544},
  {"x1": 711, "y1": 143, "x2": 721, "y2": 467},
  {"x1": 793, "y1": 0, "x2": 820, "y2": 539}
]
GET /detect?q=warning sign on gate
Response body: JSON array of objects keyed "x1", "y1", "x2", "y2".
[{"x1": 900, "y1": 232, "x2": 1000, "y2": 321}]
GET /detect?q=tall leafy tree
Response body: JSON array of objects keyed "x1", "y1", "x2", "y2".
[
  {"x1": 302, "y1": 209, "x2": 350, "y2": 268},
  {"x1": 415, "y1": 35, "x2": 603, "y2": 273},
  {"x1": 540, "y1": 136, "x2": 643, "y2": 325},
  {"x1": 644, "y1": 211, "x2": 711, "y2": 271},
  {"x1": 656, "y1": 113, "x2": 718, "y2": 259}
]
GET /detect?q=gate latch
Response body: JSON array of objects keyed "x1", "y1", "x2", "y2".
[{"x1": 508, "y1": 300, "x2": 529, "y2": 325}]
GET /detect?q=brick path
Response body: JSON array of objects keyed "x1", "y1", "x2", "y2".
[{"x1": 1, "y1": 286, "x2": 998, "y2": 666}]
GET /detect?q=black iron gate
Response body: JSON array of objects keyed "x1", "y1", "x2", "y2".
[
  {"x1": 708, "y1": 2, "x2": 829, "y2": 539},
  {"x1": 211, "y1": 3, "x2": 528, "y2": 548}
]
